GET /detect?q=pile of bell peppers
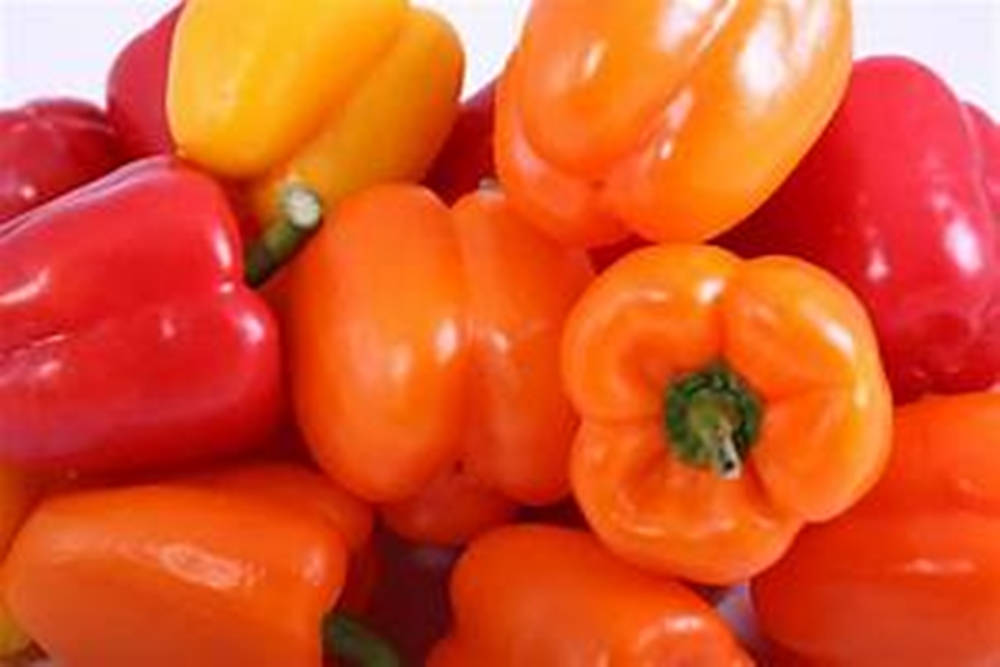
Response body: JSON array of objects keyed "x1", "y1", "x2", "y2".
[{"x1": 0, "y1": 0, "x2": 997, "y2": 665}]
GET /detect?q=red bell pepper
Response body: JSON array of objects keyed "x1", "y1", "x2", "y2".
[
  {"x1": 0, "y1": 99, "x2": 123, "y2": 225},
  {"x1": 424, "y1": 82, "x2": 496, "y2": 204},
  {"x1": 720, "y1": 56, "x2": 1000, "y2": 402},
  {"x1": 0, "y1": 156, "x2": 287, "y2": 473},
  {"x1": 106, "y1": 5, "x2": 180, "y2": 158}
]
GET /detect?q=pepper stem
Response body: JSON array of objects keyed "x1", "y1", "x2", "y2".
[
  {"x1": 322, "y1": 613, "x2": 401, "y2": 667},
  {"x1": 244, "y1": 184, "x2": 324, "y2": 287},
  {"x1": 664, "y1": 363, "x2": 762, "y2": 480}
]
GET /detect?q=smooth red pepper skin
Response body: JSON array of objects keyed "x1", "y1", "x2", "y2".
[
  {"x1": 423, "y1": 82, "x2": 496, "y2": 204},
  {"x1": 719, "y1": 56, "x2": 1000, "y2": 402},
  {"x1": 0, "y1": 99, "x2": 123, "y2": 226},
  {"x1": 106, "y1": 6, "x2": 181, "y2": 159},
  {"x1": 0, "y1": 157, "x2": 282, "y2": 473}
]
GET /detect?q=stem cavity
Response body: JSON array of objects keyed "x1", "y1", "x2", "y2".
[{"x1": 664, "y1": 363, "x2": 762, "y2": 480}]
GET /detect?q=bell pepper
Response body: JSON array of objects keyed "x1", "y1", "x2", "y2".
[
  {"x1": 168, "y1": 0, "x2": 463, "y2": 225},
  {"x1": 429, "y1": 524, "x2": 752, "y2": 666},
  {"x1": 106, "y1": 5, "x2": 180, "y2": 158},
  {"x1": 192, "y1": 461, "x2": 377, "y2": 614},
  {"x1": 563, "y1": 244, "x2": 892, "y2": 584},
  {"x1": 752, "y1": 392, "x2": 1000, "y2": 666},
  {"x1": 289, "y1": 184, "x2": 593, "y2": 511},
  {"x1": 380, "y1": 465, "x2": 518, "y2": 546},
  {"x1": 719, "y1": 57, "x2": 1000, "y2": 403},
  {"x1": 3, "y1": 474, "x2": 399, "y2": 667},
  {"x1": 495, "y1": 0, "x2": 853, "y2": 248},
  {"x1": 0, "y1": 99, "x2": 123, "y2": 225},
  {"x1": 0, "y1": 156, "x2": 304, "y2": 473},
  {"x1": 424, "y1": 81, "x2": 497, "y2": 204}
]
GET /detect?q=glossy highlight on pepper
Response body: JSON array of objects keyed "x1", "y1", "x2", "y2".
[
  {"x1": 0, "y1": 99, "x2": 123, "y2": 225},
  {"x1": 2, "y1": 465, "x2": 405, "y2": 667},
  {"x1": 496, "y1": 0, "x2": 853, "y2": 247},
  {"x1": 753, "y1": 392, "x2": 1000, "y2": 667},
  {"x1": 192, "y1": 461, "x2": 377, "y2": 612},
  {"x1": 289, "y1": 184, "x2": 593, "y2": 534},
  {"x1": 3, "y1": 483, "x2": 348, "y2": 667},
  {"x1": 563, "y1": 244, "x2": 892, "y2": 583},
  {"x1": 0, "y1": 157, "x2": 282, "y2": 473},
  {"x1": 720, "y1": 56, "x2": 1000, "y2": 402},
  {"x1": 168, "y1": 0, "x2": 464, "y2": 224}
]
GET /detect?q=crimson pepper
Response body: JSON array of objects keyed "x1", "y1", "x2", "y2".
[
  {"x1": 720, "y1": 56, "x2": 1000, "y2": 402},
  {"x1": 106, "y1": 6, "x2": 180, "y2": 158},
  {"x1": 0, "y1": 99, "x2": 123, "y2": 225},
  {"x1": 423, "y1": 82, "x2": 496, "y2": 204},
  {"x1": 0, "y1": 156, "x2": 322, "y2": 473}
]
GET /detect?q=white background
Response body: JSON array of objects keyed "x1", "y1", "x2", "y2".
[{"x1": 0, "y1": 0, "x2": 998, "y2": 114}]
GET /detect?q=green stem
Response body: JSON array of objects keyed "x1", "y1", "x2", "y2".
[
  {"x1": 323, "y1": 613, "x2": 401, "y2": 667},
  {"x1": 244, "y1": 183, "x2": 324, "y2": 288},
  {"x1": 663, "y1": 363, "x2": 762, "y2": 480}
]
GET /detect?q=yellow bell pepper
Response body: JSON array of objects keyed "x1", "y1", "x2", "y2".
[
  {"x1": 0, "y1": 466, "x2": 41, "y2": 658},
  {"x1": 168, "y1": 0, "x2": 464, "y2": 222}
]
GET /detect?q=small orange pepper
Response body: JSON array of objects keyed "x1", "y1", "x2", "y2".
[
  {"x1": 3, "y1": 475, "x2": 397, "y2": 666},
  {"x1": 429, "y1": 524, "x2": 753, "y2": 666},
  {"x1": 289, "y1": 185, "x2": 593, "y2": 526},
  {"x1": 496, "y1": 0, "x2": 853, "y2": 247},
  {"x1": 563, "y1": 245, "x2": 892, "y2": 583},
  {"x1": 753, "y1": 393, "x2": 1000, "y2": 667}
]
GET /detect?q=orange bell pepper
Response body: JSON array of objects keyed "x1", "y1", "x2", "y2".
[
  {"x1": 428, "y1": 524, "x2": 752, "y2": 666},
  {"x1": 289, "y1": 185, "x2": 594, "y2": 521},
  {"x1": 753, "y1": 392, "x2": 1000, "y2": 667},
  {"x1": 191, "y1": 462, "x2": 377, "y2": 613},
  {"x1": 496, "y1": 0, "x2": 852, "y2": 247},
  {"x1": 380, "y1": 465, "x2": 518, "y2": 546},
  {"x1": 168, "y1": 0, "x2": 463, "y2": 224},
  {"x1": 3, "y1": 474, "x2": 398, "y2": 667},
  {"x1": 563, "y1": 245, "x2": 892, "y2": 584}
]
